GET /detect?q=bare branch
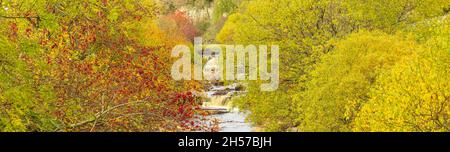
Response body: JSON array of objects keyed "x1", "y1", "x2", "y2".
[{"x1": 58, "y1": 99, "x2": 148, "y2": 131}]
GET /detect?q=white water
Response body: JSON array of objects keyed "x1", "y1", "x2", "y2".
[
  {"x1": 210, "y1": 108, "x2": 253, "y2": 132},
  {"x1": 202, "y1": 89, "x2": 253, "y2": 132},
  {"x1": 201, "y1": 55, "x2": 253, "y2": 132}
]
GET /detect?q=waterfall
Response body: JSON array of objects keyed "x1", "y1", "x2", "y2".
[{"x1": 201, "y1": 56, "x2": 253, "y2": 132}]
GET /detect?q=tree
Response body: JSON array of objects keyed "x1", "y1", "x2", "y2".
[
  {"x1": 0, "y1": 33, "x2": 58, "y2": 131},
  {"x1": 159, "y1": 10, "x2": 198, "y2": 42},
  {"x1": 216, "y1": 0, "x2": 449, "y2": 131},
  {"x1": 0, "y1": 0, "x2": 206, "y2": 132},
  {"x1": 354, "y1": 15, "x2": 450, "y2": 132},
  {"x1": 297, "y1": 31, "x2": 420, "y2": 131},
  {"x1": 212, "y1": 0, "x2": 241, "y2": 22}
]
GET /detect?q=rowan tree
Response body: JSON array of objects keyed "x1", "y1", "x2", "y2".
[{"x1": 0, "y1": 0, "x2": 206, "y2": 132}]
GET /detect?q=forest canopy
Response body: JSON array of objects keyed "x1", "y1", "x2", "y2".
[
  {"x1": 0, "y1": 0, "x2": 207, "y2": 132},
  {"x1": 1, "y1": 0, "x2": 449, "y2": 132},
  {"x1": 220, "y1": 0, "x2": 450, "y2": 131}
]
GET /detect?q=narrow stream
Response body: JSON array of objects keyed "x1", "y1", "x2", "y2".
[
  {"x1": 202, "y1": 90, "x2": 254, "y2": 132},
  {"x1": 201, "y1": 50, "x2": 254, "y2": 132},
  {"x1": 210, "y1": 108, "x2": 253, "y2": 132}
]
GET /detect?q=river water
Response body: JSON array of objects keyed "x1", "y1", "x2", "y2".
[
  {"x1": 202, "y1": 89, "x2": 254, "y2": 132},
  {"x1": 201, "y1": 54, "x2": 254, "y2": 132},
  {"x1": 210, "y1": 108, "x2": 253, "y2": 132}
]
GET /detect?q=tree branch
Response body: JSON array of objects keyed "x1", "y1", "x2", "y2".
[
  {"x1": 0, "y1": 15, "x2": 39, "y2": 19},
  {"x1": 0, "y1": 15, "x2": 41, "y2": 27},
  {"x1": 56, "y1": 100, "x2": 148, "y2": 131}
]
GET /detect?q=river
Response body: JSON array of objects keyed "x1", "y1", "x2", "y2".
[
  {"x1": 201, "y1": 52, "x2": 254, "y2": 132},
  {"x1": 201, "y1": 87, "x2": 254, "y2": 132},
  {"x1": 209, "y1": 108, "x2": 253, "y2": 132}
]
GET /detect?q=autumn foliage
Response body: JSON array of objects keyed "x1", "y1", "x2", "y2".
[
  {"x1": 220, "y1": 0, "x2": 450, "y2": 131},
  {"x1": 159, "y1": 10, "x2": 198, "y2": 42},
  {"x1": 0, "y1": 0, "x2": 206, "y2": 132},
  {"x1": 2, "y1": 0, "x2": 449, "y2": 132}
]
